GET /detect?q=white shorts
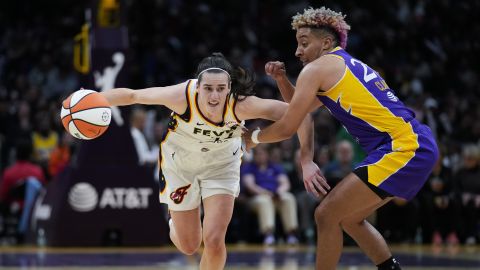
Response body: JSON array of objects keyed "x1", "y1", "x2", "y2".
[{"x1": 158, "y1": 141, "x2": 242, "y2": 211}]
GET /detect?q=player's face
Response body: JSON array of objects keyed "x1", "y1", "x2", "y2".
[
  {"x1": 197, "y1": 72, "x2": 230, "y2": 118},
  {"x1": 295, "y1": 27, "x2": 328, "y2": 65}
]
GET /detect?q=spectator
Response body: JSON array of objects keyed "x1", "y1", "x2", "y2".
[
  {"x1": 377, "y1": 198, "x2": 420, "y2": 244},
  {"x1": 48, "y1": 131, "x2": 74, "y2": 178},
  {"x1": 336, "y1": 127, "x2": 365, "y2": 164},
  {"x1": 456, "y1": 144, "x2": 480, "y2": 245},
  {"x1": 324, "y1": 140, "x2": 356, "y2": 187},
  {"x1": 314, "y1": 145, "x2": 331, "y2": 171},
  {"x1": 426, "y1": 153, "x2": 460, "y2": 245},
  {"x1": 1, "y1": 100, "x2": 33, "y2": 170},
  {"x1": 0, "y1": 140, "x2": 45, "y2": 202},
  {"x1": 241, "y1": 145, "x2": 299, "y2": 245},
  {"x1": 290, "y1": 149, "x2": 322, "y2": 244},
  {"x1": 0, "y1": 140, "x2": 46, "y2": 241},
  {"x1": 130, "y1": 106, "x2": 158, "y2": 166},
  {"x1": 32, "y1": 111, "x2": 58, "y2": 176}
]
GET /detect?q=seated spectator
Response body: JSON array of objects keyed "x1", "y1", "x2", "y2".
[
  {"x1": 32, "y1": 111, "x2": 58, "y2": 176},
  {"x1": 324, "y1": 140, "x2": 356, "y2": 187},
  {"x1": 424, "y1": 152, "x2": 460, "y2": 245},
  {"x1": 241, "y1": 145, "x2": 299, "y2": 245},
  {"x1": 1, "y1": 100, "x2": 33, "y2": 171},
  {"x1": 456, "y1": 144, "x2": 480, "y2": 245},
  {"x1": 130, "y1": 106, "x2": 158, "y2": 166},
  {"x1": 48, "y1": 131, "x2": 74, "y2": 178},
  {"x1": 314, "y1": 145, "x2": 331, "y2": 171},
  {"x1": 0, "y1": 140, "x2": 46, "y2": 241},
  {"x1": 290, "y1": 149, "x2": 323, "y2": 244},
  {"x1": 377, "y1": 197, "x2": 420, "y2": 243}
]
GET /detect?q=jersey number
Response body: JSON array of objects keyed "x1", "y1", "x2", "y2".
[{"x1": 350, "y1": 58, "x2": 378, "y2": 83}]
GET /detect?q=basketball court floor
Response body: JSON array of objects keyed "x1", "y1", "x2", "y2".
[{"x1": 0, "y1": 244, "x2": 479, "y2": 269}]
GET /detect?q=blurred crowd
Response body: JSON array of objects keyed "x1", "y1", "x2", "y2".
[{"x1": 0, "y1": 0, "x2": 479, "y2": 246}]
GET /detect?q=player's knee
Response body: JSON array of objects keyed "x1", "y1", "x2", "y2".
[
  {"x1": 176, "y1": 233, "x2": 202, "y2": 255},
  {"x1": 314, "y1": 203, "x2": 338, "y2": 228},
  {"x1": 178, "y1": 240, "x2": 201, "y2": 255},
  {"x1": 203, "y1": 230, "x2": 226, "y2": 252}
]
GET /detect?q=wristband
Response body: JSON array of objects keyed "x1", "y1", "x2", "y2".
[{"x1": 251, "y1": 129, "x2": 261, "y2": 144}]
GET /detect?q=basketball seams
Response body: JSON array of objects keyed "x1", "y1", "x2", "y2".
[
  {"x1": 70, "y1": 91, "x2": 96, "y2": 107},
  {"x1": 70, "y1": 119, "x2": 89, "y2": 139},
  {"x1": 72, "y1": 118, "x2": 109, "y2": 128},
  {"x1": 61, "y1": 114, "x2": 72, "y2": 130},
  {"x1": 73, "y1": 119, "x2": 108, "y2": 138},
  {"x1": 66, "y1": 106, "x2": 111, "y2": 118},
  {"x1": 70, "y1": 93, "x2": 109, "y2": 113},
  {"x1": 62, "y1": 94, "x2": 73, "y2": 109}
]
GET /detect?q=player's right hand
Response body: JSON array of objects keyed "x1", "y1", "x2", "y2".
[
  {"x1": 265, "y1": 61, "x2": 287, "y2": 80},
  {"x1": 301, "y1": 160, "x2": 330, "y2": 198}
]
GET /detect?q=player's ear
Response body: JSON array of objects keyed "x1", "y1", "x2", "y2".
[{"x1": 323, "y1": 35, "x2": 334, "y2": 48}]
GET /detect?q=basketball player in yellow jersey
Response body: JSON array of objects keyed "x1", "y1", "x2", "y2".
[
  {"x1": 100, "y1": 53, "x2": 328, "y2": 270},
  {"x1": 245, "y1": 7, "x2": 438, "y2": 270}
]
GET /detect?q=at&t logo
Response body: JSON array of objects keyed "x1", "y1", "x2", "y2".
[{"x1": 68, "y1": 182, "x2": 153, "y2": 212}]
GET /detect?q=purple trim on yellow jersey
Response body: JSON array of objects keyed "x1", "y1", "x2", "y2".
[
  {"x1": 317, "y1": 47, "x2": 416, "y2": 153},
  {"x1": 316, "y1": 48, "x2": 438, "y2": 199}
]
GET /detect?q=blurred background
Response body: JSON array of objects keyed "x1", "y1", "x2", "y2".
[{"x1": 0, "y1": 0, "x2": 479, "y2": 255}]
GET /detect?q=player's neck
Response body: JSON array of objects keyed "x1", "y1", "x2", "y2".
[{"x1": 198, "y1": 102, "x2": 224, "y2": 123}]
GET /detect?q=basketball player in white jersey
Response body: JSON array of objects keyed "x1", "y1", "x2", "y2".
[{"x1": 101, "y1": 53, "x2": 329, "y2": 270}]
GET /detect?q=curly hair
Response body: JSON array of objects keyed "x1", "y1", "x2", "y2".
[{"x1": 292, "y1": 7, "x2": 351, "y2": 49}]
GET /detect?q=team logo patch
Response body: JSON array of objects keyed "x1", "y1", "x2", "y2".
[{"x1": 170, "y1": 184, "x2": 191, "y2": 204}]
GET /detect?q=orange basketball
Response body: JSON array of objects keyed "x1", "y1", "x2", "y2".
[{"x1": 60, "y1": 89, "x2": 112, "y2": 140}]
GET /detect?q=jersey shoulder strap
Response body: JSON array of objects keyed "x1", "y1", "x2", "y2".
[{"x1": 176, "y1": 79, "x2": 196, "y2": 122}]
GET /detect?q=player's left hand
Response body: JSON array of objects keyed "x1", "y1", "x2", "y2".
[{"x1": 301, "y1": 160, "x2": 330, "y2": 197}]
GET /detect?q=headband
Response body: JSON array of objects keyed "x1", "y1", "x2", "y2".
[{"x1": 197, "y1": 67, "x2": 231, "y2": 80}]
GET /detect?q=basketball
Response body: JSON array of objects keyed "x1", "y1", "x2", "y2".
[{"x1": 60, "y1": 89, "x2": 112, "y2": 140}]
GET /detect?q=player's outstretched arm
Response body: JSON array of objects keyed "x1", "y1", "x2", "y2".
[
  {"x1": 101, "y1": 81, "x2": 188, "y2": 114},
  {"x1": 237, "y1": 91, "x2": 328, "y2": 196},
  {"x1": 236, "y1": 95, "x2": 315, "y2": 155},
  {"x1": 265, "y1": 61, "x2": 323, "y2": 111},
  {"x1": 265, "y1": 61, "x2": 295, "y2": 102}
]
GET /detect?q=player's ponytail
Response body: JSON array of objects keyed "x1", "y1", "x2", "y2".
[
  {"x1": 195, "y1": 52, "x2": 255, "y2": 101},
  {"x1": 230, "y1": 66, "x2": 255, "y2": 101}
]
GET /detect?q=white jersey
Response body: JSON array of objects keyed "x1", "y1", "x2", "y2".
[
  {"x1": 163, "y1": 79, "x2": 244, "y2": 153},
  {"x1": 158, "y1": 79, "x2": 244, "y2": 210}
]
